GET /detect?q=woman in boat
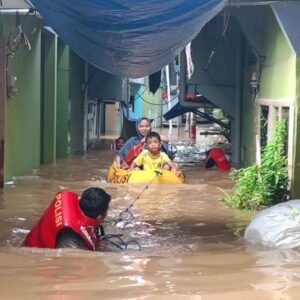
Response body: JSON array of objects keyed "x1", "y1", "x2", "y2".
[{"x1": 114, "y1": 117, "x2": 170, "y2": 169}]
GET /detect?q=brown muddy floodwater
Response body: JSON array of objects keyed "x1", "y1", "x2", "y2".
[{"x1": 0, "y1": 128, "x2": 300, "y2": 300}]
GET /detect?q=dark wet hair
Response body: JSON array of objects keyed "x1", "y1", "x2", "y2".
[
  {"x1": 116, "y1": 136, "x2": 125, "y2": 143},
  {"x1": 79, "y1": 187, "x2": 111, "y2": 219},
  {"x1": 145, "y1": 131, "x2": 161, "y2": 143}
]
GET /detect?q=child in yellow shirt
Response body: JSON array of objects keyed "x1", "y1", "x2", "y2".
[{"x1": 130, "y1": 131, "x2": 175, "y2": 171}]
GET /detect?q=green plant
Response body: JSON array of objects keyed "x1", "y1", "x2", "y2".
[
  {"x1": 212, "y1": 109, "x2": 226, "y2": 120},
  {"x1": 220, "y1": 118, "x2": 289, "y2": 210}
]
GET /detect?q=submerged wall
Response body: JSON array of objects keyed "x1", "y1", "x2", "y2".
[
  {"x1": 3, "y1": 15, "x2": 42, "y2": 180},
  {"x1": 56, "y1": 41, "x2": 70, "y2": 159},
  {"x1": 2, "y1": 14, "x2": 87, "y2": 181},
  {"x1": 69, "y1": 50, "x2": 85, "y2": 154}
]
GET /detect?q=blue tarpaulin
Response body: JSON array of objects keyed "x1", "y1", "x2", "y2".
[{"x1": 31, "y1": 0, "x2": 227, "y2": 78}]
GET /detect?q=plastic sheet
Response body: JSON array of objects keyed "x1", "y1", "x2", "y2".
[
  {"x1": 31, "y1": 0, "x2": 226, "y2": 78},
  {"x1": 245, "y1": 200, "x2": 300, "y2": 249}
]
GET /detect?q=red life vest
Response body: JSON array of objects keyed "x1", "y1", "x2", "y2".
[
  {"x1": 206, "y1": 148, "x2": 231, "y2": 171},
  {"x1": 23, "y1": 191, "x2": 99, "y2": 250},
  {"x1": 124, "y1": 142, "x2": 144, "y2": 165}
]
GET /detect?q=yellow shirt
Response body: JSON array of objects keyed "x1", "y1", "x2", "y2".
[{"x1": 133, "y1": 150, "x2": 171, "y2": 170}]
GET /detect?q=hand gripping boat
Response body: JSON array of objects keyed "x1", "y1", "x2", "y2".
[{"x1": 107, "y1": 164, "x2": 185, "y2": 184}]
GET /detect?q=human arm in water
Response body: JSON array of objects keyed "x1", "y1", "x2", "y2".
[
  {"x1": 56, "y1": 228, "x2": 107, "y2": 251},
  {"x1": 56, "y1": 228, "x2": 89, "y2": 250}
]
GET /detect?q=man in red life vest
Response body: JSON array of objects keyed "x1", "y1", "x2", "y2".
[
  {"x1": 205, "y1": 148, "x2": 231, "y2": 171},
  {"x1": 23, "y1": 187, "x2": 111, "y2": 251}
]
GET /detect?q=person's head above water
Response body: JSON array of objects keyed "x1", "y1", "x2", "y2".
[
  {"x1": 79, "y1": 187, "x2": 111, "y2": 220},
  {"x1": 115, "y1": 136, "x2": 125, "y2": 150},
  {"x1": 136, "y1": 117, "x2": 151, "y2": 138},
  {"x1": 145, "y1": 131, "x2": 161, "y2": 154}
]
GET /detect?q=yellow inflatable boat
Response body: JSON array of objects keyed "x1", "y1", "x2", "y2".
[{"x1": 107, "y1": 164, "x2": 185, "y2": 184}]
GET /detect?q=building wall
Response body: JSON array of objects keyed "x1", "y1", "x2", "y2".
[
  {"x1": 292, "y1": 53, "x2": 300, "y2": 197},
  {"x1": 134, "y1": 85, "x2": 162, "y2": 128},
  {"x1": 259, "y1": 10, "x2": 295, "y2": 98},
  {"x1": 2, "y1": 14, "x2": 87, "y2": 181},
  {"x1": 56, "y1": 41, "x2": 70, "y2": 158},
  {"x1": 3, "y1": 15, "x2": 42, "y2": 180},
  {"x1": 240, "y1": 63, "x2": 257, "y2": 165},
  {"x1": 240, "y1": 7, "x2": 295, "y2": 166},
  {"x1": 69, "y1": 50, "x2": 85, "y2": 154},
  {"x1": 41, "y1": 30, "x2": 57, "y2": 164}
]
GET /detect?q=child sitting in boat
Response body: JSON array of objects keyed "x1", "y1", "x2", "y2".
[
  {"x1": 114, "y1": 117, "x2": 175, "y2": 169},
  {"x1": 111, "y1": 136, "x2": 125, "y2": 151},
  {"x1": 130, "y1": 131, "x2": 176, "y2": 172}
]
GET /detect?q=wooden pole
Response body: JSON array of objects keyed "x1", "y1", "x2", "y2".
[{"x1": 0, "y1": 37, "x2": 5, "y2": 188}]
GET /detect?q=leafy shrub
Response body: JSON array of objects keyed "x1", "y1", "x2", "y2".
[{"x1": 220, "y1": 118, "x2": 289, "y2": 210}]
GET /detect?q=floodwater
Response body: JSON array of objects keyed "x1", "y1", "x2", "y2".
[{"x1": 1, "y1": 127, "x2": 300, "y2": 300}]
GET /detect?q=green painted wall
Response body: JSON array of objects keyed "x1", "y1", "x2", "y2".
[
  {"x1": 141, "y1": 87, "x2": 162, "y2": 124},
  {"x1": 69, "y1": 50, "x2": 85, "y2": 154},
  {"x1": 292, "y1": 54, "x2": 300, "y2": 197},
  {"x1": 41, "y1": 31, "x2": 57, "y2": 164},
  {"x1": 259, "y1": 11, "x2": 295, "y2": 98},
  {"x1": 56, "y1": 41, "x2": 70, "y2": 158},
  {"x1": 241, "y1": 66, "x2": 257, "y2": 165},
  {"x1": 1, "y1": 15, "x2": 86, "y2": 181},
  {"x1": 134, "y1": 85, "x2": 162, "y2": 128},
  {"x1": 4, "y1": 16, "x2": 42, "y2": 180},
  {"x1": 241, "y1": 8, "x2": 295, "y2": 166}
]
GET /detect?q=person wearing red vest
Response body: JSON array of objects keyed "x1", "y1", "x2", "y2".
[
  {"x1": 23, "y1": 187, "x2": 111, "y2": 251},
  {"x1": 205, "y1": 148, "x2": 231, "y2": 171}
]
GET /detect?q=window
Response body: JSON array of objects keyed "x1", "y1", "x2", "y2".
[{"x1": 260, "y1": 105, "x2": 269, "y2": 148}]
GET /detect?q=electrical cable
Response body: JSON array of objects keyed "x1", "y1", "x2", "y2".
[
  {"x1": 136, "y1": 86, "x2": 179, "y2": 106},
  {"x1": 114, "y1": 170, "x2": 162, "y2": 225},
  {"x1": 96, "y1": 226, "x2": 142, "y2": 251}
]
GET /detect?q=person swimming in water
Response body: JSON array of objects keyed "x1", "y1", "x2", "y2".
[{"x1": 23, "y1": 187, "x2": 111, "y2": 251}]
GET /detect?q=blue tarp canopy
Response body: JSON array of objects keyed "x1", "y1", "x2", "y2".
[{"x1": 31, "y1": 0, "x2": 227, "y2": 78}]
